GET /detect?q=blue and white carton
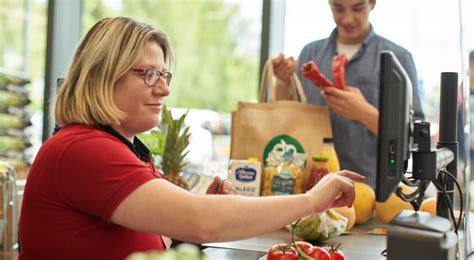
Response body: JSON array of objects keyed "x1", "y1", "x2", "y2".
[{"x1": 228, "y1": 159, "x2": 261, "y2": 196}]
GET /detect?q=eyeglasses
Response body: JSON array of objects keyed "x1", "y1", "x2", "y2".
[{"x1": 130, "y1": 68, "x2": 173, "y2": 87}]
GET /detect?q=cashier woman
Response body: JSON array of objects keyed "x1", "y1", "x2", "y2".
[{"x1": 18, "y1": 17, "x2": 364, "y2": 259}]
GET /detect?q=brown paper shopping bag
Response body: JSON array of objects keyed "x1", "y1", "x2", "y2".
[{"x1": 230, "y1": 59, "x2": 333, "y2": 194}]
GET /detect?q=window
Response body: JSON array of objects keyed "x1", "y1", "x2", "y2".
[
  {"x1": 83, "y1": 0, "x2": 262, "y2": 112},
  {"x1": 0, "y1": 0, "x2": 48, "y2": 178},
  {"x1": 82, "y1": 0, "x2": 263, "y2": 187}
]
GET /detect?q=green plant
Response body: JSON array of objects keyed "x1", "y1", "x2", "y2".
[{"x1": 160, "y1": 105, "x2": 190, "y2": 189}]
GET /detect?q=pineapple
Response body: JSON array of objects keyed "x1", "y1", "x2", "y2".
[{"x1": 160, "y1": 105, "x2": 190, "y2": 189}]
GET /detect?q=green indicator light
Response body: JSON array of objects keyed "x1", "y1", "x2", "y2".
[{"x1": 389, "y1": 159, "x2": 395, "y2": 164}]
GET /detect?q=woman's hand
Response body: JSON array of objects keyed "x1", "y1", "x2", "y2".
[
  {"x1": 306, "y1": 170, "x2": 365, "y2": 213},
  {"x1": 206, "y1": 176, "x2": 237, "y2": 195},
  {"x1": 272, "y1": 53, "x2": 298, "y2": 84},
  {"x1": 321, "y1": 86, "x2": 379, "y2": 135}
]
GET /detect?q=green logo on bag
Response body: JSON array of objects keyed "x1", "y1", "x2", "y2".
[{"x1": 263, "y1": 135, "x2": 305, "y2": 167}]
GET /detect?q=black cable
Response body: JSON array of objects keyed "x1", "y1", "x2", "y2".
[
  {"x1": 435, "y1": 172, "x2": 459, "y2": 233},
  {"x1": 432, "y1": 179, "x2": 458, "y2": 233},
  {"x1": 444, "y1": 190, "x2": 458, "y2": 234},
  {"x1": 397, "y1": 178, "x2": 432, "y2": 211},
  {"x1": 440, "y1": 169, "x2": 463, "y2": 233},
  {"x1": 397, "y1": 179, "x2": 429, "y2": 205},
  {"x1": 401, "y1": 175, "x2": 420, "y2": 188}
]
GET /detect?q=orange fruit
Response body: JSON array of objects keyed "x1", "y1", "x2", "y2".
[
  {"x1": 353, "y1": 182, "x2": 375, "y2": 224},
  {"x1": 420, "y1": 198, "x2": 437, "y2": 216},
  {"x1": 375, "y1": 185, "x2": 414, "y2": 224}
]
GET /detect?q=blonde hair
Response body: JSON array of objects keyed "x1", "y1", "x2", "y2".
[{"x1": 55, "y1": 17, "x2": 173, "y2": 126}]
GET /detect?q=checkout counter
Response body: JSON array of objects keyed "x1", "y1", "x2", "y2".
[
  {"x1": 202, "y1": 218, "x2": 387, "y2": 260},
  {"x1": 202, "y1": 214, "x2": 474, "y2": 260}
]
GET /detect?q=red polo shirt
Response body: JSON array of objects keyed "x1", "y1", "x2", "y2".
[{"x1": 19, "y1": 124, "x2": 165, "y2": 259}]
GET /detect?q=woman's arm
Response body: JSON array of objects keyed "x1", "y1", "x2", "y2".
[{"x1": 111, "y1": 170, "x2": 363, "y2": 244}]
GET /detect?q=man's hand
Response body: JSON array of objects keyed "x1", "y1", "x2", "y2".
[
  {"x1": 273, "y1": 53, "x2": 297, "y2": 84},
  {"x1": 321, "y1": 86, "x2": 379, "y2": 135},
  {"x1": 206, "y1": 176, "x2": 238, "y2": 195}
]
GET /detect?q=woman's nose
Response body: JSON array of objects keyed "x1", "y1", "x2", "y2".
[{"x1": 153, "y1": 79, "x2": 170, "y2": 97}]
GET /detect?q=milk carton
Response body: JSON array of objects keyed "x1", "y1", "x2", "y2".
[{"x1": 228, "y1": 159, "x2": 261, "y2": 196}]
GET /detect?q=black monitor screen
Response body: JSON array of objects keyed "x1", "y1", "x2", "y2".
[{"x1": 376, "y1": 51, "x2": 413, "y2": 202}]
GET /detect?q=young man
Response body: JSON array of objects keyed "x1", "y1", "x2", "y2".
[{"x1": 273, "y1": 0, "x2": 424, "y2": 188}]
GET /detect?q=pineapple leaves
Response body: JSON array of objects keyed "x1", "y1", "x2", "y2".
[{"x1": 160, "y1": 105, "x2": 191, "y2": 176}]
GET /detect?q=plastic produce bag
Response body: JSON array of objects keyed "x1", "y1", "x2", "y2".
[{"x1": 287, "y1": 209, "x2": 348, "y2": 242}]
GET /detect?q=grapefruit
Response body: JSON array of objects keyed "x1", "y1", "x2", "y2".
[
  {"x1": 420, "y1": 197, "x2": 437, "y2": 216},
  {"x1": 375, "y1": 185, "x2": 414, "y2": 224},
  {"x1": 353, "y1": 182, "x2": 375, "y2": 224}
]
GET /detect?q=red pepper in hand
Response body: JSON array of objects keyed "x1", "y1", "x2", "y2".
[
  {"x1": 332, "y1": 54, "x2": 349, "y2": 90},
  {"x1": 301, "y1": 61, "x2": 333, "y2": 88}
]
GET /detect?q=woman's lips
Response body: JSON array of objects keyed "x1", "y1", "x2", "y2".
[{"x1": 146, "y1": 104, "x2": 162, "y2": 112}]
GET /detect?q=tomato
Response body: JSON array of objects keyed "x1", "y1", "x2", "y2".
[
  {"x1": 267, "y1": 243, "x2": 298, "y2": 260},
  {"x1": 324, "y1": 245, "x2": 345, "y2": 260},
  {"x1": 294, "y1": 241, "x2": 313, "y2": 254},
  {"x1": 328, "y1": 250, "x2": 345, "y2": 260},
  {"x1": 306, "y1": 246, "x2": 331, "y2": 260}
]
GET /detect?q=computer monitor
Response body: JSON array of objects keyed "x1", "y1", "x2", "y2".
[{"x1": 376, "y1": 51, "x2": 413, "y2": 202}]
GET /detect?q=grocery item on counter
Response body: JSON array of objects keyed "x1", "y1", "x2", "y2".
[
  {"x1": 261, "y1": 145, "x2": 306, "y2": 196},
  {"x1": 353, "y1": 182, "x2": 375, "y2": 225},
  {"x1": 228, "y1": 158, "x2": 261, "y2": 196},
  {"x1": 288, "y1": 209, "x2": 347, "y2": 243},
  {"x1": 375, "y1": 184, "x2": 414, "y2": 224},
  {"x1": 319, "y1": 137, "x2": 340, "y2": 173},
  {"x1": 366, "y1": 227, "x2": 388, "y2": 236},
  {"x1": 267, "y1": 242, "x2": 333, "y2": 260},
  {"x1": 127, "y1": 243, "x2": 207, "y2": 260},
  {"x1": 333, "y1": 206, "x2": 356, "y2": 230},
  {"x1": 419, "y1": 197, "x2": 436, "y2": 216},
  {"x1": 267, "y1": 243, "x2": 299, "y2": 260},
  {"x1": 306, "y1": 155, "x2": 329, "y2": 191},
  {"x1": 324, "y1": 244, "x2": 345, "y2": 260}
]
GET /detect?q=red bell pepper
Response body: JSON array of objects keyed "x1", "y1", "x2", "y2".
[
  {"x1": 332, "y1": 54, "x2": 348, "y2": 90},
  {"x1": 301, "y1": 61, "x2": 333, "y2": 88}
]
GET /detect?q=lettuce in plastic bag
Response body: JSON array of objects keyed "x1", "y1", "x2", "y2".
[
  {"x1": 126, "y1": 243, "x2": 208, "y2": 260},
  {"x1": 287, "y1": 209, "x2": 347, "y2": 243}
]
